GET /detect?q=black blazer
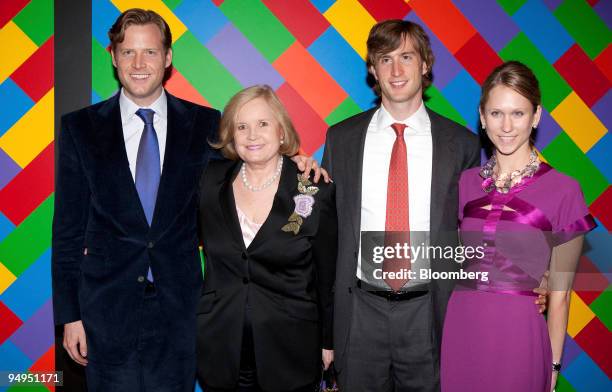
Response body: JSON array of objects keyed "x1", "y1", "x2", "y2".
[
  {"x1": 196, "y1": 157, "x2": 337, "y2": 391},
  {"x1": 322, "y1": 107, "x2": 481, "y2": 372},
  {"x1": 51, "y1": 93, "x2": 220, "y2": 363}
]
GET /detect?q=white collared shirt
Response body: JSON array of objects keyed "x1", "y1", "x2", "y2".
[
  {"x1": 357, "y1": 102, "x2": 433, "y2": 280},
  {"x1": 119, "y1": 88, "x2": 168, "y2": 181}
]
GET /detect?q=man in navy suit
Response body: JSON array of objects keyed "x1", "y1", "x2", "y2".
[{"x1": 52, "y1": 9, "x2": 220, "y2": 391}]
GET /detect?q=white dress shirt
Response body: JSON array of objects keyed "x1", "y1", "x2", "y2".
[
  {"x1": 119, "y1": 88, "x2": 168, "y2": 180},
  {"x1": 357, "y1": 102, "x2": 433, "y2": 284}
]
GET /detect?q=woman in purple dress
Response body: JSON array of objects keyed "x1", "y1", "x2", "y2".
[{"x1": 440, "y1": 61, "x2": 596, "y2": 392}]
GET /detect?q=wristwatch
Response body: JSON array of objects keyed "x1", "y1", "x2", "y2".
[{"x1": 552, "y1": 362, "x2": 562, "y2": 372}]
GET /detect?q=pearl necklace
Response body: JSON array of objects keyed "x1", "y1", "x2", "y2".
[{"x1": 241, "y1": 157, "x2": 283, "y2": 192}]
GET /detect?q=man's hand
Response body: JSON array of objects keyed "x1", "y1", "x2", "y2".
[
  {"x1": 63, "y1": 320, "x2": 88, "y2": 366},
  {"x1": 291, "y1": 155, "x2": 331, "y2": 183},
  {"x1": 533, "y1": 270, "x2": 550, "y2": 314},
  {"x1": 322, "y1": 349, "x2": 334, "y2": 370}
]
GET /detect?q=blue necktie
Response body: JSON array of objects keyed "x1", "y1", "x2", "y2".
[{"x1": 135, "y1": 108, "x2": 160, "y2": 282}]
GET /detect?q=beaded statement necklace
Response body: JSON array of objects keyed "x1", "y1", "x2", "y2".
[
  {"x1": 240, "y1": 156, "x2": 283, "y2": 192},
  {"x1": 480, "y1": 150, "x2": 540, "y2": 193}
]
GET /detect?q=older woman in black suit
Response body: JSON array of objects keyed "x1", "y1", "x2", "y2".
[{"x1": 196, "y1": 85, "x2": 337, "y2": 392}]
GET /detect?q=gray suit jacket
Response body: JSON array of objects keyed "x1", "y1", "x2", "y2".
[{"x1": 322, "y1": 106, "x2": 480, "y2": 371}]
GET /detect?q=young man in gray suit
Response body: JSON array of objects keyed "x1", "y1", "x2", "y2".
[
  {"x1": 322, "y1": 20, "x2": 480, "y2": 392},
  {"x1": 323, "y1": 19, "x2": 548, "y2": 391}
]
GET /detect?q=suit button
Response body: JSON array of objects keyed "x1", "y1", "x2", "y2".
[
  {"x1": 243, "y1": 277, "x2": 249, "y2": 284},
  {"x1": 137, "y1": 276, "x2": 145, "y2": 283},
  {"x1": 241, "y1": 252, "x2": 247, "y2": 260},
  {"x1": 147, "y1": 241, "x2": 154, "y2": 249}
]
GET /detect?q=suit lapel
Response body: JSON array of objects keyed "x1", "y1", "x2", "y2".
[
  {"x1": 246, "y1": 156, "x2": 295, "y2": 251},
  {"x1": 428, "y1": 108, "x2": 456, "y2": 235},
  {"x1": 90, "y1": 95, "x2": 149, "y2": 228},
  {"x1": 342, "y1": 107, "x2": 455, "y2": 244},
  {"x1": 217, "y1": 156, "x2": 296, "y2": 252},
  {"x1": 218, "y1": 161, "x2": 247, "y2": 250},
  {"x1": 149, "y1": 94, "x2": 196, "y2": 234},
  {"x1": 345, "y1": 109, "x2": 376, "y2": 248}
]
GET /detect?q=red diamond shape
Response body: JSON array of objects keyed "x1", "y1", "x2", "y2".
[
  {"x1": 573, "y1": 317, "x2": 612, "y2": 378},
  {"x1": 574, "y1": 255, "x2": 610, "y2": 304},
  {"x1": 11, "y1": 36, "x2": 54, "y2": 102},
  {"x1": 29, "y1": 344, "x2": 56, "y2": 392},
  {"x1": 590, "y1": 186, "x2": 611, "y2": 231},
  {"x1": 0, "y1": 301, "x2": 23, "y2": 344}
]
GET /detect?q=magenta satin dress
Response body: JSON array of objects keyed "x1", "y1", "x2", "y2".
[{"x1": 441, "y1": 163, "x2": 596, "y2": 392}]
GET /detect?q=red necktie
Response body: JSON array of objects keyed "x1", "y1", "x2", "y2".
[{"x1": 383, "y1": 123, "x2": 411, "y2": 291}]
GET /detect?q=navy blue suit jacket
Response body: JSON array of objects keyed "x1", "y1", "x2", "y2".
[{"x1": 52, "y1": 92, "x2": 220, "y2": 364}]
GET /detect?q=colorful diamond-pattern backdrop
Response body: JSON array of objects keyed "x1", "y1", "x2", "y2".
[
  {"x1": 0, "y1": 0, "x2": 55, "y2": 390},
  {"x1": 0, "y1": 0, "x2": 609, "y2": 391}
]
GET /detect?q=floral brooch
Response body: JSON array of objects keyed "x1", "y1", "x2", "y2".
[{"x1": 282, "y1": 175, "x2": 319, "y2": 235}]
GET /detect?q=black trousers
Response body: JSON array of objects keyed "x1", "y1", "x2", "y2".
[
  {"x1": 85, "y1": 283, "x2": 196, "y2": 392},
  {"x1": 203, "y1": 304, "x2": 318, "y2": 392},
  {"x1": 339, "y1": 287, "x2": 438, "y2": 392},
  {"x1": 237, "y1": 303, "x2": 258, "y2": 391}
]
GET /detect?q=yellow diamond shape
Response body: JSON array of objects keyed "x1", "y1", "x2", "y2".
[
  {"x1": 0, "y1": 89, "x2": 54, "y2": 168},
  {"x1": 550, "y1": 92, "x2": 607, "y2": 153},
  {"x1": 324, "y1": 0, "x2": 377, "y2": 59},
  {"x1": 567, "y1": 291, "x2": 595, "y2": 338},
  {"x1": 0, "y1": 261, "x2": 17, "y2": 295},
  {"x1": 0, "y1": 21, "x2": 38, "y2": 85}
]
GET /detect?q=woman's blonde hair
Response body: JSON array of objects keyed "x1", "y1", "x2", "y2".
[{"x1": 212, "y1": 85, "x2": 300, "y2": 160}]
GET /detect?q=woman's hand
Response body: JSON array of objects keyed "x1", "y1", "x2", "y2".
[
  {"x1": 533, "y1": 287, "x2": 548, "y2": 314},
  {"x1": 322, "y1": 349, "x2": 334, "y2": 370},
  {"x1": 533, "y1": 270, "x2": 549, "y2": 314}
]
